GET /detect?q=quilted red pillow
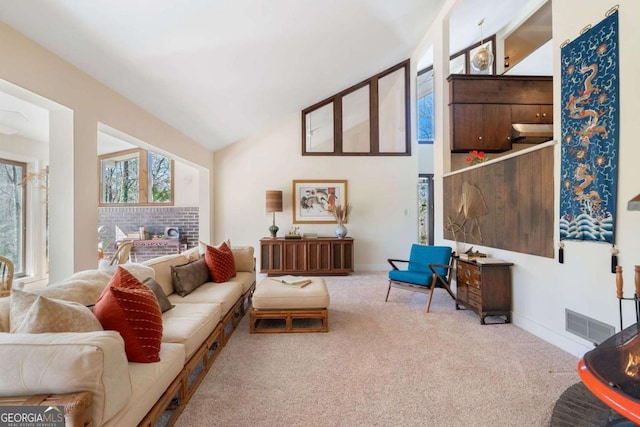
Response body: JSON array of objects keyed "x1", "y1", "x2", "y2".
[
  {"x1": 204, "y1": 241, "x2": 236, "y2": 283},
  {"x1": 93, "y1": 267, "x2": 163, "y2": 363}
]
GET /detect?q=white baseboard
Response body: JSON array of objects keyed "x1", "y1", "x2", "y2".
[{"x1": 512, "y1": 312, "x2": 593, "y2": 358}]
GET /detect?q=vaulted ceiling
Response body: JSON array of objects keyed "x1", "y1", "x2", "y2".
[{"x1": 0, "y1": 0, "x2": 535, "y2": 151}]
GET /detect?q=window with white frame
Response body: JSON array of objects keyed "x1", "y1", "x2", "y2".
[
  {"x1": 0, "y1": 158, "x2": 26, "y2": 276},
  {"x1": 417, "y1": 67, "x2": 434, "y2": 145}
]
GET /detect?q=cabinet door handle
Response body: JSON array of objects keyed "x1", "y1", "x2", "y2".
[
  {"x1": 542, "y1": 113, "x2": 547, "y2": 117},
  {"x1": 478, "y1": 136, "x2": 482, "y2": 140},
  {"x1": 536, "y1": 113, "x2": 540, "y2": 117}
]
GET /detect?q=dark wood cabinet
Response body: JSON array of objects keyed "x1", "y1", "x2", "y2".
[
  {"x1": 451, "y1": 104, "x2": 512, "y2": 152},
  {"x1": 260, "y1": 237, "x2": 354, "y2": 276},
  {"x1": 511, "y1": 104, "x2": 553, "y2": 124},
  {"x1": 448, "y1": 74, "x2": 553, "y2": 153},
  {"x1": 455, "y1": 258, "x2": 513, "y2": 324}
]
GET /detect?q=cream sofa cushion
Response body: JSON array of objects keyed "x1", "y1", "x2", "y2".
[
  {"x1": 102, "y1": 343, "x2": 185, "y2": 427},
  {"x1": 231, "y1": 246, "x2": 255, "y2": 272},
  {"x1": 0, "y1": 331, "x2": 132, "y2": 426},
  {"x1": 143, "y1": 253, "x2": 192, "y2": 296},
  {"x1": 98, "y1": 263, "x2": 156, "y2": 281},
  {"x1": 168, "y1": 281, "x2": 242, "y2": 315},
  {"x1": 162, "y1": 303, "x2": 221, "y2": 360},
  {"x1": 10, "y1": 289, "x2": 103, "y2": 333},
  {"x1": 230, "y1": 271, "x2": 257, "y2": 295},
  {"x1": 181, "y1": 246, "x2": 201, "y2": 262},
  {"x1": 39, "y1": 270, "x2": 112, "y2": 306}
]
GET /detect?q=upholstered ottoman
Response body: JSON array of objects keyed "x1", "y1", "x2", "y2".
[{"x1": 250, "y1": 277, "x2": 330, "y2": 333}]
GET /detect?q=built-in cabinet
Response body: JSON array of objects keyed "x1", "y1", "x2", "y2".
[
  {"x1": 511, "y1": 104, "x2": 553, "y2": 124},
  {"x1": 260, "y1": 237, "x2": 354, "y2": 276},
  {"x1": 448, "y1": 75, "x2": 553, "y2": 152},
  {"x1": 455, "y1": 258, "x2": 513, "y2": 324},
  {"x1": 451, "y1": 104, "x2": 512, "y2": 152}
]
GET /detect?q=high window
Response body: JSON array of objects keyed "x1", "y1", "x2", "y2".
[
  {"x1": 417, "y1": 68, "x2": 434, "y2": 144},
  {"x1": 0, "y1": 158, "x2": 26, "y2": 275},
  {"x1": 99, "y1": 148, "x2": 174, "y2": 206},
  {"x1": 302, "y1": 60, "x2": 411, "y2": 156}
]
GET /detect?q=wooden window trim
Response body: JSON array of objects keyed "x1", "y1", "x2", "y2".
[
  {"x1": 302, "y1": 59, "x2": 411, "y2": 156},
  {"x1": 98, "y1": 148, "x2": 174, "y2": 207},
  {"x1": 448, "y1": 34, "x2": 497, "y2": 76}
]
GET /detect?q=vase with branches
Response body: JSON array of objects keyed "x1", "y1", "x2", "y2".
[{"x1": 332, "y1": 203, "x2": 352, "y2": 238}]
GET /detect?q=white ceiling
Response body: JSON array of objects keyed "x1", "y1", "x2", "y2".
[{"x1": 0, "y1": 0, "x2": 537, "y2": 151}]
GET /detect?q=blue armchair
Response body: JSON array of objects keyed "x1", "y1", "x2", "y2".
[{"x1": 385, "y1": 244, "x2": 456, "y2": 313}]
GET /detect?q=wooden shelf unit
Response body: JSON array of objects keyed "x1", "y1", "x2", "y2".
[
  {"x1": 260, "y1": 237, "x2": 354, "y2": 276},
  {"x1": 455, "y1": 258, "x2": 513, "y2": 324}
]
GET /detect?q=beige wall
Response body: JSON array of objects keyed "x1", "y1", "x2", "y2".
[
  {"x1": 0, "y1": 22, "x2": 214, "y2": 280},
  {"x1": 214, "y1": 113, "x2": 419, "y2": 269}
]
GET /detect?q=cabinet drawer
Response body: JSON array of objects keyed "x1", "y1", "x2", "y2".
[
  {"x1": 468, "y1": 285, "x2": 481, "y2": 298},
  {"x1": 468, "y1": 291, "x2": 482, "y2": 307},
  {"x1": 457, "y1": 263, "x2": 474, "y2": 285},
  {"x1": 457, "y1": 284, "x2": 468, "y2": 301},
  {"x1": 467, "y1": 294, "x2": 482, "y2": 310}
]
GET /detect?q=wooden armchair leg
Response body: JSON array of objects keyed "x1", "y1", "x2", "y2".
[
  {"x1": 426, "y1": 285, "x2": 436, "y2": 313},
  {"x1": 385, "y1": 281, "x2": 392, "y2": 302}
]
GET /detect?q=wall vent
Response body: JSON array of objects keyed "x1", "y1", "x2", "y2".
[{"x1": 565, "y1": 309, "x2": 615, "y2": 345}]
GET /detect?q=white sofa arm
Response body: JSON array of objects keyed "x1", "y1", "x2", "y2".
[{"x1": 0, "y1": 331, "x2": 132, "y2": 426}]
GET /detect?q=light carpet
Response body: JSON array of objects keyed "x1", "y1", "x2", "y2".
[{"x1": 176, "y1": 272, "x2": 579, "y2": 427}]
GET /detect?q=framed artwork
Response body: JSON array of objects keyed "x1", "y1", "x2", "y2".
[{"x1": 292, "y1": 179, "x2": 347, "y2": 224}]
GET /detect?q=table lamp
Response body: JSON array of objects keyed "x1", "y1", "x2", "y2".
[{"x1": 266, "y1": 190, "x2": 283, "y2": 238}]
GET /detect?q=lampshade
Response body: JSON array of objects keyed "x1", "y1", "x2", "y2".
[{"x1": 265, "y1": 190, "x2": 283, "y2": 213}]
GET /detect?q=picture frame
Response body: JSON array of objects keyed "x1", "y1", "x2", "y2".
[{"x1": 292, "y1": 179, "x2": 347, "y2": 224}]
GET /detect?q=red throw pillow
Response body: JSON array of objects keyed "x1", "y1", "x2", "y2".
[
  {"x1": 93, "y1": 267, "x2": 163, "y2": 363},
  {"x1": 204, "y1": 241, "x2": 236, "y2": 283}
]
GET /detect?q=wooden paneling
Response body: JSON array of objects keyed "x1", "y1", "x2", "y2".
[{"x1": 443, "y1": 146, "x2": 554, "y2": 258}]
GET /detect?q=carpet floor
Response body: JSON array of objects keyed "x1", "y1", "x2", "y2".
[{"x1": 175, "y1": 272, "x2": 580, "y2": 427}]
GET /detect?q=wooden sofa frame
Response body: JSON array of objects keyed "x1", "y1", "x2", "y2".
[{"x1": 0, "y1": 281, "x2": 256, "y2": 427}]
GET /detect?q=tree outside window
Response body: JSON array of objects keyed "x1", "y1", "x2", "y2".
[
  {"x1": 417, "y1": 68, "x2": 434, "y2": 144},
  {"x1": 148, "y1": 152, "x2": 172, "y2": 203},
  {"x1": 99, "y1": 149, "x2": 173, "y2": 206},
  {"x1": 0, "y1": 158, "x2": 26, "y2": 275}
]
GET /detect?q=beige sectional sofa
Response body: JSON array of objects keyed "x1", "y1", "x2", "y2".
[{"x1": 0, "y1": 245, "x2": 256, "y2": 427}]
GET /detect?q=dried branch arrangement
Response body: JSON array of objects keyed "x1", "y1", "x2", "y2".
[{"x1": 333, "y1": 203, "x2": 352, "y2": 225}]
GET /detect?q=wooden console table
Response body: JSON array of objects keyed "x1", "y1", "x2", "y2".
[
  {"x1": 455, "y1": 258, "x2": 513, "y2": 324},
  {"x1": 260, "y1": 237, "x2": 354, "y2": 276}
]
